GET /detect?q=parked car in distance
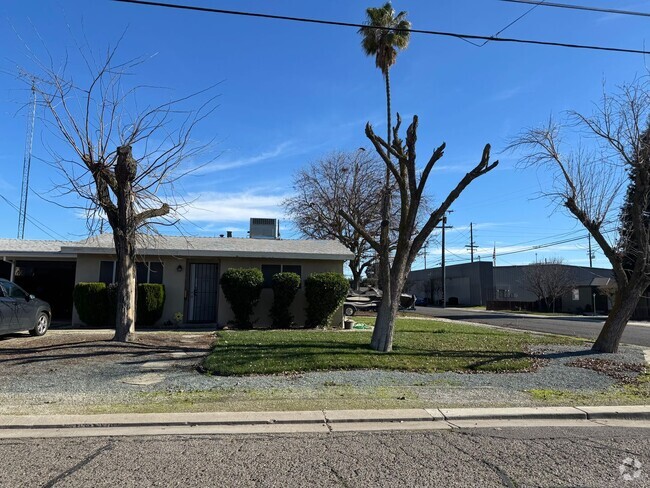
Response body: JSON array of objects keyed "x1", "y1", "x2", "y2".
[
  {"x1": 0, "y1": 278, "x2": 51, "y2": 336},
  {"x1": 344, "y1": 287, "x2": 416, "y2": 316}
]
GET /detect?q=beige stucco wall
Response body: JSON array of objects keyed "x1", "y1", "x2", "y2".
[
  {"x1": 73, "y1": 254, "x2": 187, "y2": 326},
  {"x1": 216, "y1": 257, "x2": 344, "y2": 328},
  {"x1": 73, "y1": 253, "x2": 345, "y2": 328}
]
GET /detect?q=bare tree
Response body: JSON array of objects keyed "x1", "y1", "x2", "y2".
[
  {"x1": 341, "y1": 114, "x2": 497, "y2": 352},
  {"x1": 511, "y1": 80, "x2": 650, "y2": 352},
  {"x1": 20, "y1": 45, "x2": 216, "y2": 342},
  {"x1": 284, "y1": 150, "x2": 385, "y2": 289},
  {"x1": 522, "y1": 259, "x2": 575, "y2": 312}
]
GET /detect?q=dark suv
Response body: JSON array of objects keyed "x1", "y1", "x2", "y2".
[{"x1": 0, "y1": 278, "x2": 51, "y2": 336}]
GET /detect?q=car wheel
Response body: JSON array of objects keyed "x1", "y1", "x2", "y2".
[
  {"x1": 30, "y1": 312, "x2": 50, "y2": 336},
  {"x1": 344, "y1": 305, "x2": 356, "y2": 317}
]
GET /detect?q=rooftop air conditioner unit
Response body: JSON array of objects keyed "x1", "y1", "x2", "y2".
[{"x1": 250, "y1": 218, "x2": 280, "y2": 239}]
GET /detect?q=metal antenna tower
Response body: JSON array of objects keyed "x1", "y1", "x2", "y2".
[{"x1": 18, "y1": 82, "x2": 36, "y2": 239}]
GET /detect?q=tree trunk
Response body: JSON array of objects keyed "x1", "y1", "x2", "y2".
[
  {"x1": 349, "y1": 257, "x2": 362, "y2": 291},
  {"x1": 113, "y1": 146, "x2": 138, "y2": 342},
  {"x1": 113, "y1": 233, "x2": 136, "y2": 342},
  {"x1": 350, "y1": 267, "x2": 361, "y2": 291},
  {"x1": 592, "y1": 281, "x2": 647, "y2": 353},
  {"x1": 385, "y1": 70, "x2": 391, "y2": 149},
  {"x1": 371, "y1": 263, "x2": 406, "y2": 353}
]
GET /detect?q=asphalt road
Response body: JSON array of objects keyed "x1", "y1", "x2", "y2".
[
  {"x1": 412, "y1": 307, "x2": 650, "y2": 347},
  {"x1": 1, "y1": 427, "x2": 647, "y2": 487}
]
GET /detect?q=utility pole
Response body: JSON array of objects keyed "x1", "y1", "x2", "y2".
[
  {"x1": 437, "y1": 211, "x2": 453, "y2": 307},
  {"x1": 466, "y1": 222, "x2": 479, "y2": 263},
  {"x1": 588, "y1": 234, "x2": 594, "y2": 268}
]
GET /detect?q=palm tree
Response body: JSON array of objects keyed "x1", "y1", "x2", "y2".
[
  {"x1": 359, "y1": 2, "x2": 411, "y2": 148},
  {"x1": 358, "y1": 3, "x2": 410, "y2": 301}
]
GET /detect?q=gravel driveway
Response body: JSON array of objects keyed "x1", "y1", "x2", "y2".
[{"x1": 0, "y1": 330, "x2": 647, "y2": 414}]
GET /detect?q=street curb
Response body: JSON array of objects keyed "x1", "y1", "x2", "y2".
[{"x1": 0, "y1": 406, "x2": 648, "y2": 432}]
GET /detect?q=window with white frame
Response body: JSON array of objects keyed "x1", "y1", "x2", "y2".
[{"x1": 99, "y1": 261, "x2": 164, "y2": 284}]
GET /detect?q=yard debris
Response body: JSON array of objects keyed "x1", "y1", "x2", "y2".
[{"x1": 568, "y1": 358, "x2": 647, "y2": 384}]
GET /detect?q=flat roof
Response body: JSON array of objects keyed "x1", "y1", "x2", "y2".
[
  {"x1": 0, "y1": 239, "x2": 76, "y2": 259},
  {"x1": 1, "y1": 234, "x2": 353, "y2": 261}
]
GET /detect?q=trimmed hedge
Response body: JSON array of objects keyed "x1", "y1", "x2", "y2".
[
  {"x1": 74, "y1": 282, "x2": 165, "y2": 327},
  {"x1": 73, "y1": 282, "x2": 111, "y2": 327},
  {"x1": 220, "y1": 268, "x2": 264, "y2": 329},
  {"x1": 136, "y1": 284, "x2": 166, "y2": 326},
  {"x1": 270, "y1": 272, "x2": 301, "y2": 328},
  {"x1": 305, "y1": 272, "x2": 349, "y2": 328}
]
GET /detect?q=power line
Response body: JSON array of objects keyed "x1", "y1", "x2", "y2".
[
  {"x1": 500, "y1": 0, "x2": 650, "y2": 19},
  {"x1": 113, "y1": 0, "x2": 650, "y2": 55},
  {"x1": 467, "y1": 0, "x2": 546, "y2": 47},
  {"x1": 0, "y1": 194, "x2": 67, "y2": 241}
]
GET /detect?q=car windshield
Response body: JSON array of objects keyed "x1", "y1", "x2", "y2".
[{"x1": 2, "y1": 281, "x2": 27, "y2": 299}]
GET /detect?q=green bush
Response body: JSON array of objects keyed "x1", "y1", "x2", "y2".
[
  {"x1": 305, "y1": 272, "x2": 349, "y2": 328},
  {"x1": 136, "y1": 284, "x2": 166, "y2": 326},
  {"x1": 106, "y1": 282, "x2": 118, "y2": 325},
  {"x1": 270, "y1": 272, "x2": 301, "y2": 328},
  {"x1": 220, "y1": 268, "x2": 264, "y2": 329},
  {"x1": 74, "y1": 282, "x2": 166, "y2": 327},
  {"x1": 73, "y1": 282, "x2": 111, "y2": 327}
]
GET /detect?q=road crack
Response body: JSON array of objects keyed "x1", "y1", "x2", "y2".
[
  {"x1": 43, "y1": 441, "x2": 114, "y2": 488},
  {"x1": 444, "y1": 434, "x2": 518, "y2": 488}
]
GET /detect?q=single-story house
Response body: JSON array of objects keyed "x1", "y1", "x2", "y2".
[{"x1": 0, "y1": 220, "x2": 353, "y2": 328}]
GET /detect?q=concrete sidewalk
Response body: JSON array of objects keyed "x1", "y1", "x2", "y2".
[{"x1": 1, "y1": 406, "x2": 648, "y2": 438}]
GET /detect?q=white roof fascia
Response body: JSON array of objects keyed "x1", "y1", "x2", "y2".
[{"x1": 62, "y1": 246, "x2": 352, "y2": 261}]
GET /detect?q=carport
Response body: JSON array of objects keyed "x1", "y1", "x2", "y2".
[{"x1": 0, "y1": 239, "x2": 76, "y2": 321}]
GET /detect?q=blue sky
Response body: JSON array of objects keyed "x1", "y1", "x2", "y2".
[{"x1": 0, "y1": 0, "x2": 647, "y2": 271}]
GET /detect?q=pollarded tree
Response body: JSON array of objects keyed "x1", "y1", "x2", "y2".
[
  {"x1": 20, "y1": 45, "x2": 216, "y2": 342},
  {"x1": 511, "y1": 80, "x2": 650, "y2": 353},
  {"x1": 284, "y1": 151, "x2": 386, "y2": 289},
  {"x1": 341, "y1": 115, "x2": 498, "y2": 352}
]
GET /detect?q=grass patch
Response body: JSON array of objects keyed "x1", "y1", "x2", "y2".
[
  {"x1": 529, "y1": 372, "x2": 650, "y2": 405},
  {"x1": 202, "y1": 317, "x2": 578, "y2": 376}
]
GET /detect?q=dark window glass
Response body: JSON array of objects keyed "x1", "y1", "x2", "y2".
[
  {"x1": 5, "y1": 282, "x2": 26, "y2": 299},
  {"x1": 283, "y1": 265, "x2": 302, "y2": 278},
  {"x1": 149, "y1": 262, "x2": 164, "y2": 284},
  {"x1": 261, "y1": 264, "x2": 281, "y2": 288},
  {"x1": 136, "y1": 263, "x2": 148, "y2": 284},
  {"x1": 99, "y1": 261, "x2": 114, "y2": 284}
]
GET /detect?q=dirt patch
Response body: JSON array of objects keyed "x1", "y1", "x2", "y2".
[{"x1": 0, "y1": 331, "x2": 215, "y2": 373}]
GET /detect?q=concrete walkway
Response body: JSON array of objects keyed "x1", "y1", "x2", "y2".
[{"x1": 1, "y1": 406, "x2": 649, "y2": 438}]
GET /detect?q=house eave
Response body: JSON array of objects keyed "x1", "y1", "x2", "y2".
[{"x1": 61, "y1": 247, "x2": 353, "y2": 261}]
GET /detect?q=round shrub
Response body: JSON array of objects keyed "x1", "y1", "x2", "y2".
[
  {"x1": 73, "y1": 282, "x2": 111, "y2": 327},
  {"x1": 220, "y1": 267, "x2": 264, "y2": 329},
  {"x1": 270, "y1": 272, "x2": 301, "y2": 328},
  {"x1": 305, "y1": 272, "x2": 349, "y2": 328},
  {"x1": 137, "y1": 284, "x2": 166, "y2": 326}
]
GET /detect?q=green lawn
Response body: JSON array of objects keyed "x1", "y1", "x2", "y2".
[{"x1": 202, "y1": 318, "x2": 578, "y2": 376}]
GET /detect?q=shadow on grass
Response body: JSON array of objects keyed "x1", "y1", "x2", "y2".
[
  {"x1": 206, "y1": 339, "x2": 531, "y2": 375},
  {"x1": 0, "y1": 338, "x2": 211, "y2": 367}
]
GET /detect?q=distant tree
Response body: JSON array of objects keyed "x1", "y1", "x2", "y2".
[
  {"x1": 511, "y1": 80, "x2": 650, "y2": 352},
  {"x1": 284, "y1": 150, "x2": 385, "y2": 289},
  {"x1": 522, "y1": 259, "x2": 575, "y2": 312},
  {"x1": 20, "y1": 45, "x2": 215, "y2": 342},
  {"x1": 341, "y1": 114, "x2": 497, "y2": 352}
]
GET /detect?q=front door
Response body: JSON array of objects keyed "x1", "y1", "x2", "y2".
[{"x1": 188, "y1": 263, "x2": 218, "y2": 322}]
